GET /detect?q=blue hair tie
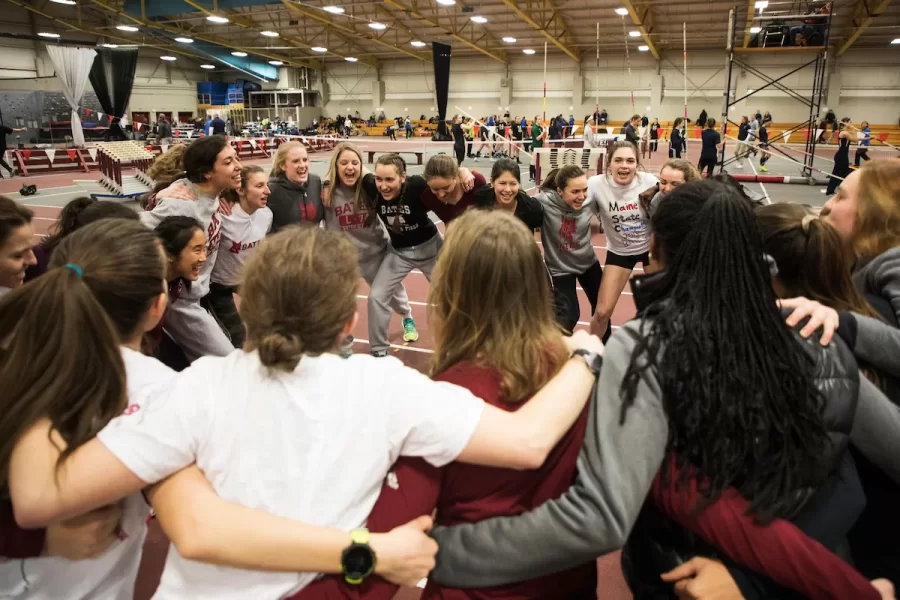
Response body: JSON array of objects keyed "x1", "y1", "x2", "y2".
[{"x1": 63, "y1": 263, "x2": 83, "y2": 277}]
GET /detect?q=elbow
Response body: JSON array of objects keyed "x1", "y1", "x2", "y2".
[
  {"x1": 13, "y1": 502, "x2": 55, "y2": 530},
  {"x1": 167, "y1": 524, "x2": 214, "y2": 562}
]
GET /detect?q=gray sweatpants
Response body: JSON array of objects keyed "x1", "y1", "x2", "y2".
[
  {"x1": 368, "y1": 235, "x2": 442, "y2": 353},
  {"x1": 164, "y1": 296, "x2": 234, "y2": 361}
]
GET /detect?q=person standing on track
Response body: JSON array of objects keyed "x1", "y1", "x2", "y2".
[
  {"x1": 582, "y1": 116, "x2": 596, "y2": 149},
  {"x1": 855, "y1": 121, "x2": 872, "y2": 167},
  {"x1": 0, "y1": 122, "x2": 27, "y2": 179},
  {"x1": 586, "y1": 141, "x2": 659, "y2": 341},
  {"x1": 451, "y1": 115, "x2": 467, "y2": 165},
  {"x1": 140, "y1": 135, "x2": 241, "y2": 359},
  {"x1": 735, "y1": 116, "x2": 751, "y2": 168},
  {"x1": 529, "y1": 117, "x2": 545, "y2": 181},
  {"x1": 670, "y1": 117, "x2": 686, "y2": 158},
  {"x1": 322, "y1": 143, "x2": 419, "y2": 355},
  {"x1": 625, "y1": 115, "x2": 641, "y2": 146},
  {"x1": 267, "y1": 142, "x2": 324, "y2": 232},
  {"x1": 537, "y1": 166, "x2": 604, "y2": 334},
  {"x1": 825, "y1": 117, "x2": 856, "y2": 196},
  {"x1": 758, "y1": 116, "x2": 773, "y2": 173},
  {"x1": 365, "y1": 154, "x2": 447, "y2": 356},
  {"x1": 207, "y1": 165, "x2": 273, "y2": 349},
  {"x1": 649, "y1": 118, "x2": 660, "y2": 155},
  {"x1": 698, "y1": 118, "x2": 723, "y2": 178}
]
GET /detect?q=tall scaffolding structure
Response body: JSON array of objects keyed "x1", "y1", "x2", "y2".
[{"x1": 718, "y1": 6, "x2": 834, "y2": 180}]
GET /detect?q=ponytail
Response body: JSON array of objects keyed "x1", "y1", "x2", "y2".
[
  {"x1": 0, "y1": 268, "x2": 127, "y2": 486},
  {"x1": 0, "y1": 219, "x2": 166, "y2": 488}
]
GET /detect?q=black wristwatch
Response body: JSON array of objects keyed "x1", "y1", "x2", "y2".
[
  {"x1": 571, "y1": 348, "x2": 603, "y2": 377},
  {"x1": 341, "y1": 528, "x2": 376, "y2": 584}
]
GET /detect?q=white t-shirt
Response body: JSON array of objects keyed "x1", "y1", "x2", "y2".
[
  {"x1": 587, "y1": 172, "x2": 659, "y2": 256},
  {"x1": 0, "y1": 348, "x2": 173, "y2": 600},
  {"x1": 212, "y1": 205, "x2": 273, "y2": 287},
  {"x1": 97, "y1": 351, "x2": 484, "y2": 599}
]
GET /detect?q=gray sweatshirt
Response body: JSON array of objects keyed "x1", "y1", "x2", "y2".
[
  {"x1": 323, "y1": 183, "x2": 390, "y2": 259},
  {"x1": 853, "y1": 246, "x2": 900, "y2": 324},
  {"x1": 535, "y1": 190, "x2": 600, "y2": 277},
  {"x1": 429, "y1": 318, "x2": 900, "y2": 587}
]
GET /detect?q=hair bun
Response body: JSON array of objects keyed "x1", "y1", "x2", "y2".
[
  {"x1": 257, "y1": 330, "x2": 305, "y2": 372},
  {"x1": 801, "y1": 213, "x2": 817, "y2": 234}
]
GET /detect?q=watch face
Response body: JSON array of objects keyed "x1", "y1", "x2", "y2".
[{"x1": 342, "y1": 544, "x2": 374, "y2": 578}]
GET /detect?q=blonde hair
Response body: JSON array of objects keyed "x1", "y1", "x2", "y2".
[
  {"x1": 240, "y1": 225, "x2": 359, "y2": 372},
  {"x1": 147, "y1": 144, "x2": 187, "y2": 185},
  {"x1": 428, "y1": 210, "x2": 567, "y2": 402},
  {"x1": 323, "y1": 143, "x2": 366, "y2": 211},
  {"x1": 423, "y1": 154, "x2": 459, "y2": 180},
  {"x1": 851, "y1": 158, "x2": 900, "y2": 263},
  {"x1": 270, "y1": 141, "x2": 306, "y2": 178},
  {"x1": 661, "y1": 159, "x2": 701, "y2": 183}
]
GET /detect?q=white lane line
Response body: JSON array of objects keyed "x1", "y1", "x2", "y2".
[
  {"x1": 357, "y1": 294, "x2": 428, "y2": 306},
  {"x1": 747, "y1": 154, "x2": 771, "y2": 204},
  {"x1": 351, "y1": 337, "x2": 435, "y2": 354}
]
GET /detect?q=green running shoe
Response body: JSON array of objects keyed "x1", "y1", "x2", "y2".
[{"x1": 402, "y1": 317, "x2": 419, "y2": 342}]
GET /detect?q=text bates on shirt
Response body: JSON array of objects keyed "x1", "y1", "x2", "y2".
[{"x1": 380, "y1": 203, "x2": 418, "y2": 233}]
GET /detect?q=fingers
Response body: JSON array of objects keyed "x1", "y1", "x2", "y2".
[
  {"x1": 409, "y1": 514, "x2": 434, "y2": 532},
  {"x1": 661, "y1": 559, "x2": 701, "y2": 582}
]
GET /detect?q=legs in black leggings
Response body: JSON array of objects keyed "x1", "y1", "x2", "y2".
[
  {"x1": 0, "y1": 157, "x2": 13, "y2": 176},
  {"x1": 698, "y1": 158, "x2": 715, "y2": 177},
  {"x1": 855, "y1": 148, "x2": 870, "y2": 167},
  {"x1": 551, "y1": 261, "x2": 603, "y2": 333},
  {"x1": 826, "y1": 158, "x2": 850, "y2": 195},
  {"x1": 202, "y1": 283, "x2": 245, "y2": 348},
  {"x1": 454, "y1": 144, "x2": 465, "y2": 165}
]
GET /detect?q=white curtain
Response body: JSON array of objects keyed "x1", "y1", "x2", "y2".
[{"x1": 45, "y1": 45, "x2": 97, "y2": 147}]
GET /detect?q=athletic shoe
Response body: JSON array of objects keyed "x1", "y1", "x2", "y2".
[
  {"x1": 372, "y1": 349, "x2": 389, "y2": 357},
  {"x1": 402, "y1": 317, "x2": 419, "y2": 342},
  {"x1": 760, "y1": 166, "x2": 768, "y2": 172}
]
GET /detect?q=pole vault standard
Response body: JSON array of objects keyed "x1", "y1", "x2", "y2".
[
  {"x1": 683, "y1": 22, "x2": 688, "y2": 159},
  {"x1": 542, "y1": 42, "x2": 548, "y2": 124},
  {"x1": 596, "y1": 23, "x2": 600, "y2": 111},
  {"x1": 620, "y1": 15, "x2": 635, "y2": 114}
]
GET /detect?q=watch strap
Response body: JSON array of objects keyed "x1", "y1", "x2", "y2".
[{"x1": 350, "y1": 528, "x2": 369, "y2": 545}]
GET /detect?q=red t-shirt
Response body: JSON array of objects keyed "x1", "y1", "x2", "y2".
[
  {"x1": 289, "y1": 358, "x2": 593, "y2": 600},
  {"x1": 419, "y1": 172, "x2": 486, "y2": 225}
]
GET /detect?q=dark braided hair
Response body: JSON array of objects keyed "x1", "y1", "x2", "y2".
[{"x1": 621, "y1": 180, "x2": 831, "y2": 524}]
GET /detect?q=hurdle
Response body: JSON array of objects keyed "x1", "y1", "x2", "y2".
[
  {"x1": 532, "y1": 146, "x2": 608, "y2": 185},
  {"x1": 96, "y1": 141, "x2": 155, "y2": 196}
]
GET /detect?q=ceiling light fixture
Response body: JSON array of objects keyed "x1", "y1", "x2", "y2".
[
  {"x1": 638, "y1": 45, "x2": 649, "y2": 51},
  {"x1": 101, "y1": 43, "x2": 119, "y2": 48},
  {"x1": 323, "y1": 5, "x2": 345, "y2": 13},
  {"x1": 629, "y1": 30, "x2": 640, "y2": 37},
  {"x1": 231, "y1": 51, "x2": 248, "y2": 57},
  {"x1": 161, "y1": 56, "x2": 177, "y2": 61},
  {"x1": 201, "y1": 64, "x2": 216, "y2": 69},
  {"x1": 345, "y1": 56, "x2": 358, "y2": 62},
  {"x1": 50, "y1": 0, "x2": 77, "y2": 4},
  {"x1": 311, "y1": 46, "x2": 327, "y2": 52},
  {"x1": 411, "y1": 40, "x2": 426, "y2": 47},
  {"x1": 174, "y1": 36, "x2": 194, "y2": 43},
  {"x1": 268, "y1": 60, "x2": 283, "y2": 65},
  {"x1": 615, "y1": 8, "x2": 629, "y2": 15},
  {"x1": 892, "y1": 38, "x2": 900, "y2": 44},
  {"x1": 470, "y1": 16, "x2": 487, "y2": 23},
  {"x1": 116, "y1": 25, "x2": 139, "y2": 32},
  {"x1": 502, "y1": 36, "x2": 516, "y2": 43},
  {"x1": 436, "y1": 0, "x2": 457, "y2": 5},
  {"x1": 207, "y1": 15, "x2": 230, "y2": 24},
  {"x1": 260, "y1": 30, "x2": 279, "y2": 37},
  {"x1": 368, "y1": 22, "x2": 387, "y2": 30},
  {"x1": 750, "y1": 26, "x2": 761, "y2": 33},
  {"x1": 38, "y1": 32, "x2": 60, "y2": 38},
  {"x1": 523, "y1": 48, "x2": 536, "y2": 54}
]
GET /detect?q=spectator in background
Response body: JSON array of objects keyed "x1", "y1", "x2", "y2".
[
  {"x1": 157, "y1": 115, "x2": 173, "y2": 145},
  {"x1": 0, "y1": 122, "x2": 27, "y2": 179},
  {"x1": 210, "y1": 113, "x2": 226, "y2": 136}
]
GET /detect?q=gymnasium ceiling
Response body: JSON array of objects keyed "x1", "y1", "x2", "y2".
[{"x1": 4, "y1": 0, "x2": 900, "y2": 69}]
